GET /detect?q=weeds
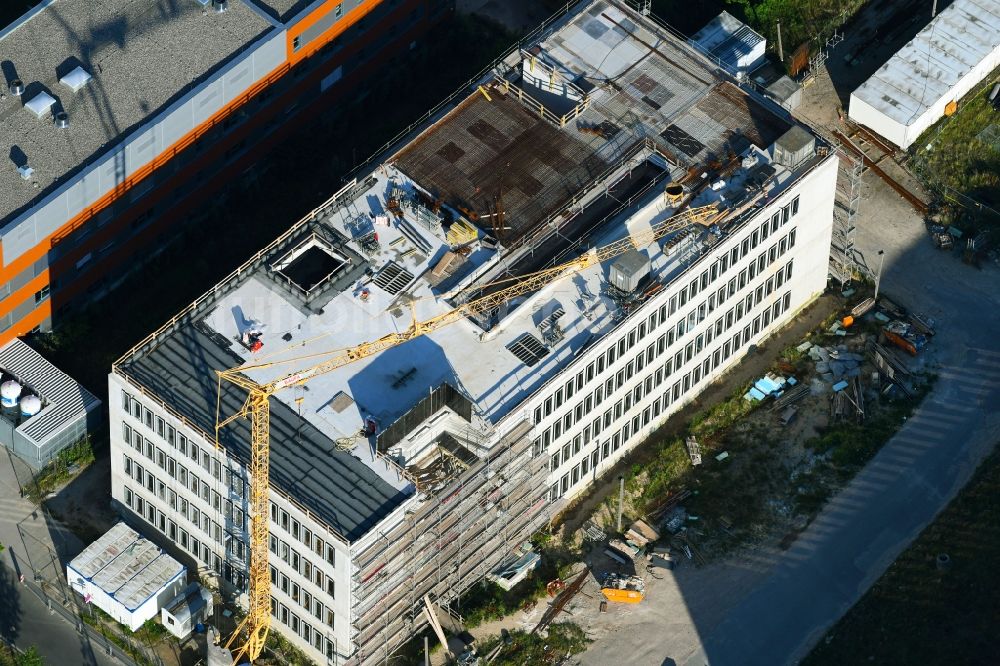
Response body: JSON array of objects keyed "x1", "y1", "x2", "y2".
[
  {"x1": 25, "y1": 436, "x2": 95, "y2": 504},
  {"x1": 478, "y1": 622, "x2": 590, "y2": 665}
]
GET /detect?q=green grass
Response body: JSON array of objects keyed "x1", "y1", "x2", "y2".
[
  {"x1": 264, "y1": 629, "x2": 317, "y2": 666},
  {"x1": 457, "y1": 539, "x2": 577, "y2": 629},
  {"x1": 0, "y1": 645, "x2": 44, "y2": 666},
  {"x1": 913, "y1": 65, "x2": 1000, "y2": 222},
  {"x1": 79, "y1": 606, "x2": 158, "y2": 666},
  {"x1": 806, "y1": 377, "x2": 934, "y2": 473},
  {"x1": 24, "y1": 436, "x2": 95, "y2": 504},
  {"x1": 477, "y1": 622, "x2": 590, "y2": 665},
  {"x1": 803, "y1": 445, "x2": 1000, "y2": 665}
]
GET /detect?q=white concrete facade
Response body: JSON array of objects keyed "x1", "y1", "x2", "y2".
[
  {"x1": 501, "y1": 155, "x2": 838, "y2": 504},
  {"x1": 108, "y1": 373, "x2": 353, "y2": 664}
]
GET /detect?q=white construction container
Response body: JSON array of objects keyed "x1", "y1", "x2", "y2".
[{"x1": 67, "y1": 523, "x2": 186, "y2": 631}]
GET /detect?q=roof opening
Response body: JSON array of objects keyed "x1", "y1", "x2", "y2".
[
  {"x1": 373, "y1": 261, "x2": 415, "y2": 295},
  {"x1": 272, "y1": 235, "x2": 350, "y2": 293},
  {"x1": 506, "y1": 333, "x2": 550, "y2": 367}
]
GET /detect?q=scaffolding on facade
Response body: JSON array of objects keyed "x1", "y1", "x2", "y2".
[
  {"x1": 345, "y1": 417, "x2": 549, "y2": 665},
  {"x1": 830, "y1": 146, "x2": 863, "y2": 283}
]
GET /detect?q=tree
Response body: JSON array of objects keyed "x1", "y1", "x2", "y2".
[{"x1": 16, "y1": 647, "x2": 44, "y2": 666}]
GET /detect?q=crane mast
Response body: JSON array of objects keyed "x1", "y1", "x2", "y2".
[{"x1": 216, "y1": 202, "x2": 718, "y2": 663}]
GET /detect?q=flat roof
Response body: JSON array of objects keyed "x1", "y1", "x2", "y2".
[
  {"x1": 0, "y1": 338, "x2": 100, "y2": 445},
  {"x1": 68, "y1": 522, "x2": 184, "y2": 612},
  {"x1": 248, "y1": 0, "x2": 313, "y2": 22},
  {"x1": 690, "y1": 11, "x2": 764, "y2": 71},
  {"x1": 0, "y1": 0, "x2": 272, "y2": 224},
  {"x1": 118, "y1": 0, "x2": 823, "y2": 542},
  {"x1": 851, "y1": 0, "x2": 1000, "y2": 126}
]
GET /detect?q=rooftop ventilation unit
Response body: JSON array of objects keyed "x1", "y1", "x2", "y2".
[
  {"x1": 54, "y1": 112, "x2": 69, "y2": 129},
  {"x1": 609, "y1": 249, "x2": 651, "y2": 293},
  {"x1": 212, "y1": 0, "x2": 228, "y2": 12},
  {"x1": 25, "y1": 91, "x2": 56, "y2": 118},
  {"x1": 17, "y1": 165, "x2": 33, "y2": 180},
  {"x1": 772, "y1": 125, "x2": 815, "y2": 170},
  {"x1": 59, "y1": 66, "x2": 92, "y2": 93},
  {"x1": 8, "y1": 79, "x2": 24, "y2": 96}
]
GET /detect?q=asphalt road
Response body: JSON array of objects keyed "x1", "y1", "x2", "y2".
[
  {"x1": 685, "y1": 160, "x2": 1000, "y2": 664},
  {"x1": 0, "y1": 452, "x2": 118, "y2": 666}
]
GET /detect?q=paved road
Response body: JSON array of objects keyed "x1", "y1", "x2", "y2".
[
  {"x1": 685, "y1": 163, "x2": 1000, "y2": 663},
  {"x1": 0, "y1": 451, "x2": 118, "y2": 666}
]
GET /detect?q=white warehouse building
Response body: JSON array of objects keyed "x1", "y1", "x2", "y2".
[
  {"x1": 849, "y1": 0, "x2": 1000, "y2": 149},
  {"x1": 108, "y1": 2, "x2": 837, "y2": 664}
]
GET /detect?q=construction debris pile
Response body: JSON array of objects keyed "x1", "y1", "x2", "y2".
[{"x1": 743, "y1": 372, "x2": 799, "y2": 402}]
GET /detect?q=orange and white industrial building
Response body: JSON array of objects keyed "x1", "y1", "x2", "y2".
[
  {"x1": 0, "y1": 0, "x2": 451, "y2": 342},
  {"x1": 106, "y1": 1, "x2": 838, "y2": 663}
]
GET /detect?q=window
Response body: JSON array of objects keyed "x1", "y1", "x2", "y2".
[
  {"x1": 34, "y1": 285, "x2": 50, "y2": 304},
  {"x1": 792, "y1": 195, "x2": 800, "y2": 216}
]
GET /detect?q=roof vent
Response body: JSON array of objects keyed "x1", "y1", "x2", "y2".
[
  {"x1": 54, "y1": 111, "x2": 69, "y2": 129},
  {"x1": 8, "y1": 79, "x2": 24, "y2": 96},
  {"x1": 25, "y1": 91, "x2": 56, "y2": 118},
  {"x1": 212, "y1": 0, "x2": 228, "y2": 12},
  {"x1": 59, "y1": 66, "x2": 92, "y2": 93},
  {"x1": 17, "y1": 165, "x2": 33, "y2": 180}
]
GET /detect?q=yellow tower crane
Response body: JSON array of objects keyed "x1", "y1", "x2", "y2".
[{"x1": 216, "y1": 203, "x2": 720, "y2": 663}]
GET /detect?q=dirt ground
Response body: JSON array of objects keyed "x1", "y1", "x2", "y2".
[
  {"x1": 41, "y1": 455, "x2": 118, "y2": 547},
  {"x1": 554, "y1": 294, "x2": 838, "y2": 538}
]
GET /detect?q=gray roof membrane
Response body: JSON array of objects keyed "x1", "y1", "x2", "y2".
[{"x1": 120, "y1": 313, "x2": 409, "y2": 543}]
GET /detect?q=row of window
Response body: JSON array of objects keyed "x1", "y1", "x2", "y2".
[
  {"x1": 268, "y1": 534, "x2": 337, "y2": 601},
  {"x1": 122, "y1": 391, "x2": 247, "y2": 500},
  {"x1": 271, "y1": 597, "x2": 338, "y2": 660},
  {"x1": 121, "y1": 394, "x2": 340, "y2": 624},
  {"x1": 268, "y1": 501, "x2": 339, "y2": 570},
  {"x1": 123, "y1": 392, "x2": 344, "y2": 567},
  {"x1": 532, "y1": 208, "x2": 799, "y2": 431},
  {"x1": 123, "y1": 425, "x2": 245, "y2": 533},
  {"x1": 121, "y1": 484, "x2": 245, "y2": 589},
  {"x1": 534, "y1": 229, "x2": 798, "y2": 453},
  {"x1": 550, "y1": 288, "x2": 795, "y2": 499},
  {"x1": 269, "y1": 564, "x2": 336, "y2": 630}
]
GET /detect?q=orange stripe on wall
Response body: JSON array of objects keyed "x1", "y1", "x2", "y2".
[
  {"x1": 0, "y1": 296, "x2": 51, "y2": 345},
  {"x1": 287, "y1": 0, "x2": 384, "y2": 65},
  {"x1": 0, "y1": 58, "x2": 293, "y2": 283}
]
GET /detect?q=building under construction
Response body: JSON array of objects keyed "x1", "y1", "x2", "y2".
[{"x1": 108, "y1": 1, "x2": 837, "y2": 663}]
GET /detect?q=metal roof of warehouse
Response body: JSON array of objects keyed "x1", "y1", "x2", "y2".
[
  {"x1": 0, "y1": 0, "x2": 271, "y2": 224},
  {"x1": 852, "y1": 0, "x2": 1000, "y2": 126},
  {"x1": 0, "y1": 338, "x2": 100, "y2": 444}
]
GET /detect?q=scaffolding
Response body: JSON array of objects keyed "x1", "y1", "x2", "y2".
[
  {"x1": 345, "y1": 417, "x2": 549, "y2": 665},
  {"x1": 830, "y1": 147, "x2": 863, "y2": 283}
]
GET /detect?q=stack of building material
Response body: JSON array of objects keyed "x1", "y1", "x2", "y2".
[
  {"x1": 744, "y1": 373, "x2": 797, "y2": 401},
  {"x1": 625, "y1": 519, "x2": 660, "y2": 547}
]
